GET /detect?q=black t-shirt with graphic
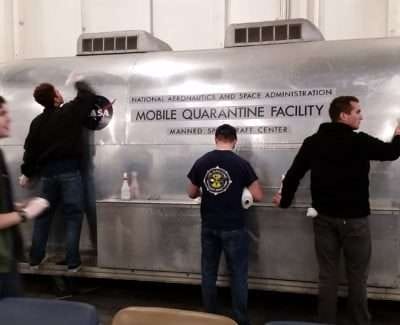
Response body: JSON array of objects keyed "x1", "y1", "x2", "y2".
[{"x1": 187, "y1": 149, "x2": 258, "y2": 230}]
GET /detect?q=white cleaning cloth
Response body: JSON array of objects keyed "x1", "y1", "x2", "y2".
[
  {"x1": 241, "y1": 188, "x2": 254, "y2": 209},
  {"x1": 306, "y1": 207, "x2": 318, "y2": 218}
]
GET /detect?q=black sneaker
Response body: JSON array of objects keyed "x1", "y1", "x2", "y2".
[
  {"x1": 29, "y1": 255, "x2": 48, "y2": 270},
  {"x1": 67, "y1": 264, "x2": 82, "y2": 272}
]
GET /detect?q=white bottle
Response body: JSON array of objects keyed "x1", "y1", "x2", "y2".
[
  {"x1": 130, "y1": 171, "x2": 140, "y2": 199},
  {"x1": 120, "y1": 172, "x2": 131, "y2": 200}
]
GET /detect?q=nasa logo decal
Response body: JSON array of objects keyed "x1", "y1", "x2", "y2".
[
  {"x1": 203, "y1": 166, "x2": 232, "y2": 195},
  {"x1": 84, "y1": 95, "x2": 115, "y2": 130}
]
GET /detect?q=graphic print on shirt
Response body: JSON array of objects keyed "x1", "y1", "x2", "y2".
[{"x1": 203, "y1": 166, "x2": 232, "y2": 195}]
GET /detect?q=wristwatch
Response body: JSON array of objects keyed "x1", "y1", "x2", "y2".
[{"x1": 17, "y1": 209, "x2": 28, "y2": 223}]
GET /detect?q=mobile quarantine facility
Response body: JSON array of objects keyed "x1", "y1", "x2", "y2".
[{"x1": 1, "y1": 18, "x2": 400, "y2": 300}]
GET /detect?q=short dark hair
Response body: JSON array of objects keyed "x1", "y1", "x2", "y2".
[
  {"x1": 215, "y1": 124, "x2": 237, "y2": 142},
  {"x1": 0, "y1": 96, "x2": 6, "y2": 108},
  {"x1": 33, "y1": 83, "x2": 56, "y2": 107},
  {"x1": 329, "y1": 96, "x2": 359, "y2": 122}
]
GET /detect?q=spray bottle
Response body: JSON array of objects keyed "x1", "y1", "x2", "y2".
[
  {"x1": 130, "y1": 171, "x2": 140, "y2": 199},
  {"x1": 120, "y1": 172, "x2": 130, "y2": 200}
]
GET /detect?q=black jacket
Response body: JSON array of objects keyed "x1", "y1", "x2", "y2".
[
  {"x1": 280, "y1": 122, "x2": 400, "y2": 218},
  {"x1": 21, "y1": 86, "x2": 95, "y2": 177}
]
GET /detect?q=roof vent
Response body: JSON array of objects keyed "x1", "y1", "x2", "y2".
[
  {"x1": 224, "y1": 18, "x2": 324, "y2": 48},
  {"x1": 77, "y1": 30, "x2": 172, "y2": 55}
]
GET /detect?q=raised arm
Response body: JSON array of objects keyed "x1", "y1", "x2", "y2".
[
  {"x1": 61, "y1": 80, "x2": 97, "y2": 120},
  {"x1": 361, "y1": 126, "x2": 400, "y2": 161}
]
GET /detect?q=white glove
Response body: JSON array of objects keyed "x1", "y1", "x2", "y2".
[
  {"x1": 19, "y1": 175, "x2": 30, "y2": 188},
  {"x1": 306, "y1": 207, "x2": 318, "y2": 218},
  {"x1": 22, "y1": 197, "x2": 50, "y2": 219}
]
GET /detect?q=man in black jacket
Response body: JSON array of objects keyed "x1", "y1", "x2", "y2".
[
  {"x1": 273, "y1": 96, "x2": 400, "y2": 325},
  {"x1": 20, "y1": 81, "x2": 96, "y2": 272}
]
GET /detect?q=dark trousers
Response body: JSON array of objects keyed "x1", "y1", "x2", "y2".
[
  {"x1": 81, "y1": 166, "x2": 97, "y2": 250},
  {"x1": 0, "y1": 268, "x2": 22, "y2": 298},
  {"x1": 201, "y1": 227, "x2": 250, "y2": 325},
  {"x1": 314, "y1": 215, "x2": 371, "y2": 325},
  {"x1": 30, "y1": 170, "x2": 83, "y2": 268}
]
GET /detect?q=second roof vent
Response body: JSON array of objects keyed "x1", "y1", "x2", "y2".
[{"x1": 225, "y1": 18, "x2": 324, "y2": 48}]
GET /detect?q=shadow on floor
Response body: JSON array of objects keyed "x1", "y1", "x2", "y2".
[{"x1": 22, "y1": 275, "x2": 400, "y2": 325}]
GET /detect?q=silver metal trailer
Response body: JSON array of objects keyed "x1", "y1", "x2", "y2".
[{"x1": 1, "y1": 19, "x2": 400, "y2": 300}]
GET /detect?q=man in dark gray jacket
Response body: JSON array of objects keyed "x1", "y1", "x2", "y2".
[
  {"x1": 273, "y1": 96, "x2": 400, "y2": 325},
  {"x1": 20, "y1": 81, "x2": 96, "y2": 272}
]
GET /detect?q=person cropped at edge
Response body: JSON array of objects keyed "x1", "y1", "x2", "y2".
[
  {"x1": 19, "y1": 81, "x2": 97, "y2": 272},
  {"x1": 0, "y1": 96, "x2": 49, "y2": 298},
  {"x1": 272, "y1": 96, "x2": 400, "y2": 325},
  {"x1": 187, "y1": 124, "x2": 263, "y2": 325}
]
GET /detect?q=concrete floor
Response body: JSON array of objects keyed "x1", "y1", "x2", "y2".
[{"x1": 22, "y1": 274, "x2": 400, "y2": 325}]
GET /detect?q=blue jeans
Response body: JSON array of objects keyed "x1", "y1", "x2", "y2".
[
  {"x1": 80, "y1": 166, "x2": 97, "y2": 250},
  {"x1": 30, "y1": 170, "x2": 83, "y2": 268},
  {"x1": 201, "y1": 227, "x2": 249, "y2": 325}
]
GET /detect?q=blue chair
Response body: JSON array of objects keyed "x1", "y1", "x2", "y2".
[{"x1": 0, "y1": 297, "x2": 99, "y2": 325}]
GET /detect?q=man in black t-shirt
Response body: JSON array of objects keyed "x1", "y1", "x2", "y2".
[{"x1": 187, "y1": 124, "x2": 263, "y2": 325}]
